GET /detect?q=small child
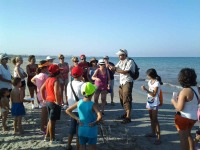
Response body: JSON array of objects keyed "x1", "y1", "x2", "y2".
[
  {"x1": 66, "y1": 82, "x2": 102, "y2": 150},
  {"x1": 10, "y1": 77, "x2": 30, "y2": 135},
  {"x1": 0, "y1": 88, "x2": 10, "y2": 132}
]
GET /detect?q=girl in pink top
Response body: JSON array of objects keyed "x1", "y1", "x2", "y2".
[
  {"x1": 92, "y1": 59, "x2": 110, "y2": 115},
  {"x1": 31, "y1": 60, "x2": 49, "y2": 133}
]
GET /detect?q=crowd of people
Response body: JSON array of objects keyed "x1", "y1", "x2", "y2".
[{"x1": 0, "y1": 49, "x2": 200, "y2": 150}]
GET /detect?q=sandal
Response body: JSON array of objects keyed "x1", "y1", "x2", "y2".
[
  {"x1": 145, "y1": 133, "x2": 156, "y2": 138},
  {"x1": 154, "y1": 139, "x2": 161, "y2": 145},
  {"x1": 121, "y1": 118, "x2": 131, "y2": 124},
  {"x1": 117, "y1": 113, "x2": 127, "y2": 119}
]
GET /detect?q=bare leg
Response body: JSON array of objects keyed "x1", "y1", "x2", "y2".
[
  {"x1": 76, "y1": 128, "x2": 79, "y2": 150},
  {"x1": 41, "y1": 107, "x2": 48, "y2": 131},
  {"x1": 80, "y1": 145, "x2": 86, "y2": 150},
  {"x1": 152, "y1": 110, "x2": 161, "y2": 143},
  {"x1": 179, "y1": 130, "x2": 191, "y2": 150},
  {"x1": 13, "y1": 117, "x2": 18, "y2": 134},
  {"x1": 94, "y1": 91, "x2": 100, "y2": 105},
  {"x1": 18, "y1": 116, "x2": 22, "y2": 134},
  {"x1": 2, "y1": 111, "x2": 9, "y2": 132},
  {"x1": 89, "y1": 144, "x2": 96, "y2": 150},
  {"x1": 101, "y1": 91, "x2": 107, "y2": 114},
  {"x1": 45, "y1": 121, "x2": 50, "y2": 138},
  {"x1": 49, "y1": 120, "x2": 56, "y2": 141}
]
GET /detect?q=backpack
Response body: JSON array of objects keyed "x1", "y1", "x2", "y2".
[{"x1": 125, "y1": 58, "x2": 140, "y2": 80}]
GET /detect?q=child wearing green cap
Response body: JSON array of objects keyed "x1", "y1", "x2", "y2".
[{"x1": 66, "y1": 82, "x2": 102, "y2": 150}]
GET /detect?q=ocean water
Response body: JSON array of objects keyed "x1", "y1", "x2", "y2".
[{"x1": 23, "y1": 56, "x2": 200, "y2": 103}]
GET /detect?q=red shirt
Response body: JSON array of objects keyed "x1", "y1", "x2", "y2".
[{"x1": 45, "y1": 77, "x2": 57, "y2": 103}]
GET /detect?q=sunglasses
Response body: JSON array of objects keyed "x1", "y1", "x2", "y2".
[{"x1": 74, "y1": 61, "x2": 79, "y2": 63}]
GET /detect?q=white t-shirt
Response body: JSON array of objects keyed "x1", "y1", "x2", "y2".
[
  {"x1": 67, "y1": 80, "x2": 84, "y2": 112},
  {"x1": 0, "y1": 64, "x2": 12, "y2": 89},
  {"x1": 13, "y1": 66, "x2": 26, "y2": 81},
  {"x1": 115, "y1": 58, "x2": 134, "y2": 85},
  {"x1": 146, "y1": 80, "x2": 160, "y2": 106}
]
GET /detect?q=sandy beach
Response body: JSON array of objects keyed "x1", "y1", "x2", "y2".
[{"x1": 0, "y1": 61, "x2": 199, "y2": 150}]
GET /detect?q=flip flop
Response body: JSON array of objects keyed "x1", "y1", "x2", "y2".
[
  {"x1": 154, "y1": 140, "x2": 161, "y2": 145},
  {"x1": 121, "y1": 118, "x2": 131, "y2": 124}
]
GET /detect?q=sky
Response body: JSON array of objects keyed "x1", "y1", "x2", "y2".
[{"x1": 0, "y1": 0, "x2": 200, "y2": 57}]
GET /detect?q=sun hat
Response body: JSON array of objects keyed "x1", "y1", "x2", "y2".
[
  {"x1": 103, "y1": 56, "x2": 109, "y2": 60},
  {"x1": 89, "y1": 57, "x2": 98, "y2": 64},
  {"x1": 48, "y1": 64, "x2": 62, "y2": 74},
  {"x1": 80, "y1": 54, "x2": 86, "y2": 59},
  {"x1": 46, "y1": 56, "x2": 55, "y2": 61},
  {"x1": 116, "y1": 49, "x2": 128, "y2": 56},
  {"x1": 71, "y1": 66, "x2": 83, "y2": 78},
  {"x1": 81, "y1": 82, "x2": 97, "y2": 97},
  {"x1": 38, "y1": 60, "x2": 51, "y2": 68},
  {"x1": 0, "y1": 53, "x2": 10, "y2": 60},
  {"x1": 71, "y1": 56, "x2": 79, "y2": 62},
  {"x1": 98, "y1": 59, "x2": 105, "y2": 65}
]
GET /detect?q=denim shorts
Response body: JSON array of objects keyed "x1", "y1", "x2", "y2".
[
  {"x1": 79, "y1": 136, "x2": 97, "y2": 145},
  {"x1": 46, "y1": 102, "x2": 61, "y2": 121},
  {"x1": 69, "y1": 112, "x2": 79, "y2": 135}
]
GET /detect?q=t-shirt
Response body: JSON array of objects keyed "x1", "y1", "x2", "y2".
[
  {"x1": 32, "y1": 73, "x2": 48, "y2": 100},
  {"x1": 79, "y1": 62, "x2": 89, "y2": 82},
  {"x1": 115, "y1": 58, "x2": 134, "y2": 85},
  {"x1": 147, "y1": 80, "x2": 160, "y2": 106},
  {"x1": 78, "y1": 99, "x2": 97, "y2": 138},
  {"x1": 108, "y1": 62, "x2": 115, "y2": 80},
  {"x1": 67, "y1": 80, "x2": 84, "y2": 112},
  {"x1": 0, "y1": 64, "x2": 12, "y2": 89}
]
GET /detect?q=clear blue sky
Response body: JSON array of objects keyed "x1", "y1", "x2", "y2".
[{"x1": 0, "y1": 0, "x2": 200, "y2": 57}]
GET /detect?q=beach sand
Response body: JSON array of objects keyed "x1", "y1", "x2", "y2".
[{"x1": 0, "y1": 61, "x2": 199, "y2": 150}]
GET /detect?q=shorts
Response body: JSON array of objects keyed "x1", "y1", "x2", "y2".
[
  {"x1": 79, "y1": 136, "x2": 97, "y2": 145},
  {"x1": 39, "y1": 99, "x2": 46, "y2": 107},
  {"x1": 109, "y1": 79, "x2": 114, "y2": 93},
  {"x1": 146, "y1": 103, "x2": 158, "y2": 110},
  {"x1": 119, "y1": 82, "x2": 133, "y2": 111},
  {"x1": 69, "y1": 112, "x2": 79, "y2": 135},
  {"x1": 11, "y1": 102, "x2": 26, "y2": 116},
  {"x1": 21, "y1": 80, "x2": 26, "y2": 88},
  {"x1": 27, "y1": 81, "x2": 36, "y2": 87},
  {"x1": 175, "y1": 114, "x2": 196, "y2": 131},
  {"x1": 46, "y1": 102, "x2": 61, "y2": 121}
]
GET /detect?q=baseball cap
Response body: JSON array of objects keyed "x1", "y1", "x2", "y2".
[
  {"x1": 116, "y1": 49, "x2": 128, "y2": 56},
  {"x1": 0, "y1": 53, "x2": 10, "y2": 60},
  {"x1": 98, "y1": 59, "x2": 105, "y2": 65},
  {"x1": 81, "y1": 82, "x2": 97, "y2": 97},
  {"x1": 46, "y1": 56, "x2": 55, "y2": 60},
  {"x1": 71, "y1": 66, "x2": 83, "y2": 78},
  {"x1": 48, "y1": 64, "x2": 62, "y2": 74},
  {"x1": 80, "y1": 54, "x2": 86, "y2": 59}
]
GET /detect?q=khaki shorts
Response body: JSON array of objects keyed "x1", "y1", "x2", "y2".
[{"x1": 119, "y1": 82, "x2": 133, "y2": 111}]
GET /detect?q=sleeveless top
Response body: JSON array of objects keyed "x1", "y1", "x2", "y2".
[
  {"x1": 45, "y1": 77, "x2": 57, "y2": 103},
  {"x1": 180, "y1": 86, "x2": 200, "y2": 120},
  {"x1": 27, "y1": 64, "x2": 37, "y2": 83},
  {"x1": 14, "y1": 67, "x2": 26, "y2": 81},
  {"x1": 94, "y1": 68, "x2": 108, "y2": 91},
  {"x1": 78, "y1": 99, "x2": 97, "y2": 138},
  {"x1": 58, "y1": 63, "x2": 69, "y2": 79}
]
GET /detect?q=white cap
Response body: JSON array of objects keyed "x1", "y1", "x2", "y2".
[
  {"x1": 98, "y1": 59, "x2": 105, "y2": 65},
  {"x1": 46, "y1": 56, "x2": 55, "y2": 60},
  {"x1": 116, "y1": 49, "x2": 128, "y2": 56},
  {"x1": 0, "y1": 53, "x2": 10, "y2": 60}
]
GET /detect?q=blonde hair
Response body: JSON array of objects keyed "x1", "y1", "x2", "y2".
[
  {"x1": 12, "y1": 56, "x2": 22, "y2": 65},
  {"x1": 71, "y1": 56, "x2": 79, "y2": 62},
  {"x1": 58, "y1": 54, "x2": 64, "y2": 59}
]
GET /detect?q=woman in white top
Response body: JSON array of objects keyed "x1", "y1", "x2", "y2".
[
  {"x1": 141, "y1": 68, "x2": 163, "y2": 145},
  {"x1": 171, "y1": 68, "x2": 200, "y2": 150},
  {"x1": 12, "y1": 56, "x2": 27, "y2": 99}
]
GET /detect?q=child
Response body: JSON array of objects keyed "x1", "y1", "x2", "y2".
[
  {"x1": 10, "y1": 77, "x2": 30, "y2": 135},
  {"x1": 66, "y1": 82, "x2": 102, "y2": 150},
  {"x1": 0, "y1": 88, "x2": 10, "y2": 132},
  {"x1": 141, "y1": 68, "x2": 163, "y2": 145}
]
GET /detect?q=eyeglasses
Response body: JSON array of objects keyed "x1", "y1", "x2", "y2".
[
  {"x1": 59, "y1": 57, "x2": 64, "y2": 59},
  {"x1": 81, "y1": 59, "x2": 85, "y2": 60}
]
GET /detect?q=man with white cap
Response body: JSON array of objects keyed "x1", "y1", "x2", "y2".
[
  {"x1": 46, "y1": 56, "x2": 55, "y2": 64},
  {"x1": 109, "y1": 49, "x2": 135, "y2": 124}
]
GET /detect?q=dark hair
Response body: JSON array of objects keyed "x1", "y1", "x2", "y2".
[
  {"x1": 146, "y1": 68, "x2": 163, "y2": 85},
  {"x1": 49, "y1": 71, "x2": 60, "y2": 77},
  {"x1": 36, "y1": 60, "x2": 48, "y2": 74},
  {"x1": 178, "y1": 68, "x2": 197, "y2": 88},
  {"x1": 12, "y1": 77, "x2": 21, "y2": 86},
  {"x1": 0, "y1": 88, "x2": 9, "y2": 97},
  {"x1": 28, "y1": 55, "x2": 35, "y2": 62}
]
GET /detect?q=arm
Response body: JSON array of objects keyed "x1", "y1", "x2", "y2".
[
  {"x1": 40, "y1": 81, "x2": 47, "y2": 101},
  {"x1": 89, "y1": 103, "x2": 102, "y2": 126},
  {"x1": 141, "y1": 85, "x2": 158, "y2": 97},
  {"x1": 92, "y1": 69, "x2": 100, "y2": 82},
  {"x1": 66, "y1": 102, "x2": 81, "y2": 123},
  {"x1": 171, "y1": 89, "x2": 186, "y2": 111},
  {"x1": 0, "y1": 75, "x2": 11, "y2": 83},
  {"x1": 54, "y1": 80, "x2": 61, "y2": 105},
  {"x1": 15, "y1": 66, "x2": 26, "y2": 79},
  {"x1": 31, "y1": 76, "x2": 36, "y2": 85},
  {"x1": 87, "y1": 67, "x2": 92, "y2": 83}
]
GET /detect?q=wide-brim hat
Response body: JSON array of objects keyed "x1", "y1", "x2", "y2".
[
  {"x1": 89, "y1": 57, "x2": 98, "y2": 64},
  {"x1": 116, "y1": 49, "x2": 128, "y2": 56},
  {"x1": 38, "y1": 60, "x2": 51, "y2": 68}
]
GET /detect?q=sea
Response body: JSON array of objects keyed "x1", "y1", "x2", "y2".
[{"x1": 18, "y1": 56, "x2": 200, "y2": 103}]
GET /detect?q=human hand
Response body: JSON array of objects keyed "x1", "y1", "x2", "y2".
[
  {"x1": 95, "y1": 78, "x2": 101, "y2": 82},
  {"x1": 141, "y1": 85, "x2": 146, "y2": 91},
  {"x1": 77, "y1": 119, "x2": 83, "y2": 126},
  {"x1": 89, "y1": 121, "x2": 96, "y2": 127}
]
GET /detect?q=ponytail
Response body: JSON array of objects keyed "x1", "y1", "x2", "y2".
[{"x1": 156, "y1": 75, "x2": 163, "y2": 85}]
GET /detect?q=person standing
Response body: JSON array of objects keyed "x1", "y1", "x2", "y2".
[
  {"x1": 109, "y1": 49, "x2": 134, "y2": 124},
  {"x1": 87, "y1": 57, "x2": 98, "y2": 84},
  {"x1": 171, "y1": 68, "x2": 199, "y2": 150},
  {"x1": 41, "y1": 64, "x2": 62, "y2": 144},
  {"x1": 26, "y1": 55, "x2": 38, "y2": 109},
  {"x1": 103, "y1": 56, "x2": 115, "y2": 106},
  {"x1": 58, "y1": 54, "x2": 69, "y2": 106},
  {"x1": 79, "y1": 54, "x2": 89, "y2": 82}
]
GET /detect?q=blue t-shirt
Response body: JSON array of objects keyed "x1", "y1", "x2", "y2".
[{"x1": 78, "y1": 99, "x2": 97, "y2": 138}]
